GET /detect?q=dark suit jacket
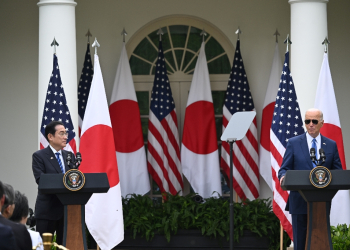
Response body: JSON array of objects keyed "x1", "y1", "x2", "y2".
[
  {"x1": 0, "y1": 215, "x2": 32, "y2": 250},
  {"x1": 0, "y1": 222, "x2": 16, "y2": 250},
  {"x1": 278, "y1": 133, "x2": 342, "y2": 214},
  {"x1": 32, "y1": 146, "x2": 75, "y2": 220}
]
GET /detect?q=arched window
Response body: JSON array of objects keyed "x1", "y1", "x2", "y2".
[
  {"x1": 126, "y1": 16, "x2": 234, "y2": 199},
  {"x1": 129, "y1": 25, "x2": 231, "y2": 75}
]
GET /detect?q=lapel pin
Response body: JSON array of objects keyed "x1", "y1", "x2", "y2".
[
  {"x1": 323, "y1": 143, "x2": 326, "y2": 145},
  {"x1": 51, "y1": 157, "x2": 54, "y2": 159}
]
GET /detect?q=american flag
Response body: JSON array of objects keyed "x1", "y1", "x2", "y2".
[
  {"x1": 147, "y1": 40, "x2": 183, "y2": 195},
  {"x1": 78, "y1": 43, "x2": 93, "y2": 136},
  {"x1": 270, "y1": 51, "x2": 304, "y2": 239},
  {"x1": 40, "y1": 54, "x2": 76, "y2": 153},
  {"x1": 221, "y1": 39, "x2": 259, "y2": 200}
]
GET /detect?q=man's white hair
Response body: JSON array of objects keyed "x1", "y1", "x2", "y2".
[{"x1": 305, "y1": 108, "x2": 323, "y2": 121}]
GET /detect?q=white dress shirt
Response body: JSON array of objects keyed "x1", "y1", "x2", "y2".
[
  {"x1": 49, "y1": 145, "x2": 66, "y2": 173},
  {"x1": 306, "y1": 132, "x2": 321, "y2": 159}
]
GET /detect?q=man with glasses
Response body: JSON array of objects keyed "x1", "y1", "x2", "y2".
[
  {"x1": 278, "y1": 108, "x2": 342, "y2": 250},
  {"x1": 32, "y1": 121, "x2": 75, "y2": 245}
]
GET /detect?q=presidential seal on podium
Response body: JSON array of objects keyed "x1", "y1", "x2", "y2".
[
  {"x1": 309, "y1": 166, "x2": 332, "y2": 188},
  {"x1": 63, "y1": 169, "x2": 86, "y2": 191}
]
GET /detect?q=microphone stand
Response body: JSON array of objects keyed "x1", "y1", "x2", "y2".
[
  {"x1": 66, "y1": 153, "x2": 82, "y2": 169},
  {"x1": 227, "y1": 138, "x2": 236, "y2": 250}
]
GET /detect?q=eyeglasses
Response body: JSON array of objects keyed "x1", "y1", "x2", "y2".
[
  {"x1": 57, "y1": 132, "x2": 69, "y2": 137},
  {"x1": 305, "y1": 119, "x2": 319, "y2": 125}
]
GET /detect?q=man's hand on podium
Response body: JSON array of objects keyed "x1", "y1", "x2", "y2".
[{"x1": 280, "y1": 176, "x2": 285, "y2": 186}]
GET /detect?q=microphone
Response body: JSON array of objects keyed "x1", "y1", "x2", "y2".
[
  {"x1": 319, "y1": 148, "x2": 326, "y2": 164},
  {"x1": 310, "y1": 148, "x2": 316, "y2": 162},
  {"x1": 76, "y1": 152, "x2": 82, "y2": 168},
  {"x1": 66, "y1": 152, "x2": 72, "y2": 167}
]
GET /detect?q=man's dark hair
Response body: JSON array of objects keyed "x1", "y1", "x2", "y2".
[
  {"x1": 1, "y1": 183, "x2": 15, "y2": 213},
  {"x1": 9, "y1": 191, "x2": 29, "y2": 223},
  {"x1": 45, "y1": 121, "x2": 64, "y2": 141}
]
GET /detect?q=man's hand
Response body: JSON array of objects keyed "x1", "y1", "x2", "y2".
[{"x1": 280, "y1": 176, "x2": 285, "y2": 185}]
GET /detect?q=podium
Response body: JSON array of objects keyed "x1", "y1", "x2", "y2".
[
  {"x1": 39, "y1": 173, "x2": 109, "y2": 250},
  {"x1": 281, "y1": 170, "x2": 350, "y2": 250}
]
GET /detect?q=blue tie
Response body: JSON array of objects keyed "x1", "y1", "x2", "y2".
[
  {"x1": 312, "y1": 138, "x2": 317, "y2": 167},
  {"x1": 55, "y1": 152, "x2": 65, "y2": 173}
]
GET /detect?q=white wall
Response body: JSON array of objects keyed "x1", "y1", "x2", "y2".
[{"x1": 0, "y1": 0, "x2": 349, "y2": 208}]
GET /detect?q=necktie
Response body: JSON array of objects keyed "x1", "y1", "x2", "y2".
[
  {"x1": 312, "y1": 138, "x2": 317, "y2": 167},
  {"x1": 55, "y1": 152, "x2": 65, "y2": 173}
]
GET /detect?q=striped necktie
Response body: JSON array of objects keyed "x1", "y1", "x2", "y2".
[{"x1": 55, "y1": 152, "x2": 65, "y2": 173}]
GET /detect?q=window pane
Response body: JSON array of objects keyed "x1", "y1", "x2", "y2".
[
  {"x1": 174, "y1": 50, "x2": 184, "y2": 70},
  {"x1": 221, "y1": 172, "x2": 230, "y2": 195},
  {"x1": 133, "y1": 37, "x2": 157, "y2": 63},
  {"x1": 136, "y1": 91, "x2": 149, "y2": 115},
  {"x1": 183, "y1": 51, "x2": 197, "y2": 74},
  {"x1": 207, "y1": 55, "x2": 231, "y2": 74},
  {"x1": 212, "y1": 91, "x2": 225, "y2": 115},
  {"x1": 164, "y1": 51, "x2": 175, "y2": 73},
  {"x1": 152, "y1": 197, "x2": 163, "y2": 205},
  {"x1": 187, "y1": 27, "x2": 209, "y2": 52},
  {"x1": 141, "y1": 118, "x2": 148, "y2": 142},
  {"x1": 215, "y1": 117, "x2": 222, "y2": 142},
  {"x1": 148, "y1": 27, "x2": 171, "y2": 52},
  {"x1": 169, "y1": 25, "x2": 188, "y2": 48},
  {"x1": 205, "y1": 37, "x2": 225, "y2": 61},
  {"x1": 152, "y1": 180, "x2": 161, "y2": 194},
  {"x1": 129, "y1": 55, "x2": 152, "y2": 75}
]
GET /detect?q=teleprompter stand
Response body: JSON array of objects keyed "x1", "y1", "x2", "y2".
[
  {"x1": 221, "y1": 111, "x2": 256, "y2": 250},
  {"x1": 38, "y1": 173, "x2": 109, "y2": 250},
  {"x1": 281, "y1": 170, "x2": 350, "y2": 250}
]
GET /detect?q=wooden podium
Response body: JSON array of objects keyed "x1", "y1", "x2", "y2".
[
  {"x1": 39, "y1": 173, "x2": 109, "y2": 250},
  {"x1": 281, "y1": 170, "x2": 350, "y2": 250}
]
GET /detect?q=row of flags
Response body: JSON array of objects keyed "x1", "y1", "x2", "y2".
[
  {"x1": 39, "y1": 35, "x2": 348, "y2": 248},
  {"x1": 259, "y1": 44, "x2": 349, "y2": 240}
]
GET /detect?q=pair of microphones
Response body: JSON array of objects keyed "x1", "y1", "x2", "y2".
[
  {"x1": 66, "y1": 152, "x2": 82, "y2": 169},
  {"x1": 310, "y1": 148, "x2": 326, "y2": 166}
]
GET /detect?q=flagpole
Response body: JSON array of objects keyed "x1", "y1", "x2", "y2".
[
  {"x1": 51, "y1": 37, "x2": 59, "y2": 54},
  {"x1": 121, "y1": 28, "x2": 127, "y2": 43},
  {"x1": 322, "y1": 37, "x2": 330, "y2": 53},
  {"x1": 92, "y1": 37, "x2": 100, "y2": 55},
  {"x1": 280, "y1": 223, "x2": 283, "y2": 250},
  {"x1": 274, "y1": 29, "x2": 280, "y2": 43}
]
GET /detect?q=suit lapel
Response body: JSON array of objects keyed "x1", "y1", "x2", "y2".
[
  {"x1": 300, "y1": 133, "x2": 313, "y2": 169},
  {"x1": 320, "y1": 135, "x2": 328, "y2": 153},
  {"x1": 44, "y1": 146, "x2": 63, "y2": 174}
]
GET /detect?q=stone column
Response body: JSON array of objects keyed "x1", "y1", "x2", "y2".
[
  {"x1": 37, "y1": 0, "x2": 78, "y2": 146},
  {"x1": 289, "y1": 0, "x2": 328, "y2": 117}
]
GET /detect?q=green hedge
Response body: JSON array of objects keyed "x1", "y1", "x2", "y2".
[
  {"x1": 331, "y1": 224, "x2": 350, "y2": 250},
  {"x1": 122, "y1": 194, "x2": 291, "y2": 250}
]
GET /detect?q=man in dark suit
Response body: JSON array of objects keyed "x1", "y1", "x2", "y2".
[
  {"x1": 0, "y1": 181, "x2": 32, "y2": 250},
  {"x1": 32, "y1": 121, "x2": 75, "y2": 245},
  {"x1": 278, "y1": 108, "x2": 342, "y2": 250}
]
